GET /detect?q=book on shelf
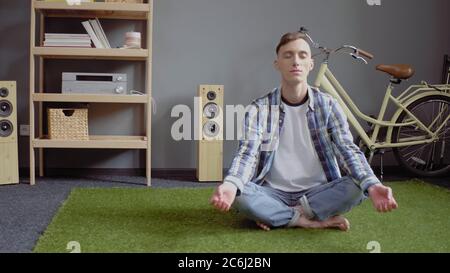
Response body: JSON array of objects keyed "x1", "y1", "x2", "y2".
[
  {"x1": 43, "y1": 43, "x2": 92, "y2": 48},
  {"x1": 81, "y1": 21, "x2": 104, "y2": 48},
  {"x1": 82, "y1": 18, "x2": 111, "y2": 49},
  {"x1": 42, "y1": 0, "x2": 94, "y2": 2},
  {"x1": 93, "y1": 18, "x2": 111, "y2": 48},
  {"x1": 43, "y1": 17, "x2": 111, "y2": 49},
  {"x1": 43, "y1": 33, "x2": 92, "y2": 47},
  {"x1": 45, "y1": 33, "x2": 90, "y2": 38},
  {"x1": 44, "y1": 39, "x2": 91, "y2": 43}
]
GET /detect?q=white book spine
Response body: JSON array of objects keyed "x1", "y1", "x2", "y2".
[
  {"x1": 82, "y1": 21, "x2": 103, "y2": 49},
  {"x1": 95, "y1": 18, "x2": 111, "y2": 48},
  {"x1": 89, "y1": 19, "x2": 106, "y2": 48},
  {"x1": 43, "y1": 45, "x2": 92, "y2": 48},
  {"x1": 44, "y1": 42, "x2": 92, "y2": 46},
  {"x1": 90, "y1": 19, "x2": 110, "y2": 49},
  {"x1": 45, "y1": 34, "x2": 90, "y2": 38},
  {"x1": 45, "y1": 39, "x2": 91, "y2": 43}
]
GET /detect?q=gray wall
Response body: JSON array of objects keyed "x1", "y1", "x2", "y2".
[{"x1": 1, "y1": 0, "x2": 449, "y2": 171}]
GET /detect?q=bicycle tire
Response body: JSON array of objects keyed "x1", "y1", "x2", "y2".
[{"x1": 392, "y1": 94, "x2": 450, "y2": 177}]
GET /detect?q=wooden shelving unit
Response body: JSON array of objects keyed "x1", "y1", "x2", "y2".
[
  {"x1": 33, "y1": 135, "x2": 148, "y2": 149},
  {"x1": 34, "y1": 1, "x2": 150, "y2": 20},
  {"x1": 32, "y1": 47, "x2": 149, "y2": 60},
  {"x1": 32, "y1": 93, "x2": 149, "y2": 104},
  {"x1": 29, "y1": 0, "x2": 153, "y2": 186}
]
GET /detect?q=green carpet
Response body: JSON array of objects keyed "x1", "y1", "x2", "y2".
[{"x1": 34, "y1": 180, "x2": 450, "y2": 253}]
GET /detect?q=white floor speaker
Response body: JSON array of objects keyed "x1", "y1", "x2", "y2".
[
  {"x1": 0, "y1": 81, "x2": 19, "y2": 185},
  {"x1": 196, "y1": 85, "x2": 223, "y2": 182}
]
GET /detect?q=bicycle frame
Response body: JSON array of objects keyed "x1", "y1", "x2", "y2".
[{"x1": 313, "y1": 62, "x2": 450, "y2": 151}]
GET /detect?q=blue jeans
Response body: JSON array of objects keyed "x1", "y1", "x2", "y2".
[{"x1": 232, "y1": 176, "x2": 366, "y2": 227}]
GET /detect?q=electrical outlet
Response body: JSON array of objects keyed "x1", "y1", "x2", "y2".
[{"x1": 20, "y1": 125, "x2": 30, "y2": 136}]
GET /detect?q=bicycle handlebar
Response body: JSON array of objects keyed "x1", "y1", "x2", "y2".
[
  {"x1": 356, "y1": 48, "x2": 374, "y2": 60},
  {"x1": 299, "y1": 26, "x2": 374, "y2": 62}
]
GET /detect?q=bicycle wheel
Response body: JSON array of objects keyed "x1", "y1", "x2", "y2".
[{"x1": 392, "y1": 95, "x2": 450, "y2": 177}]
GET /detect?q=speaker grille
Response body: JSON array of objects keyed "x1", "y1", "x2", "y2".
[
  {"x1": 206, "y1": 91, "x2": 216, "y2": 101},
  {"x1": 203, "y1": 102, "x2": 219, "y2": 119},
  {"x1": 0, "y1": 120, "x2": 13, "y2": 137},
  {"x1": 0, "y1": 87, "x2": 8, "y2": 98},
  {"x1": 0, "y1": 100, "x2": 13, "y2": 117},
  {"x1": 202, "y1": 121, "x2": 219, "y2": 138}
]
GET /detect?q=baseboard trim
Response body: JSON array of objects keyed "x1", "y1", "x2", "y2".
[
  {"x1": 19, "y1": 168, "x2": 202, "y2": 181},
  {"x1": 19, "y1": 166, "x2": 404, "y2": 180}
]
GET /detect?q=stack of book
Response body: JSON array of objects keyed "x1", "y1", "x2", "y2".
[
  {"x1": 43, "y1": 33, "x2": 92, "y2": 47},
  {"x1": 82, "y1": 18, "x2": 111, "y2": 49},
  {"x1": 43, "y1": 0, "x2": 93, "y2": 3}
]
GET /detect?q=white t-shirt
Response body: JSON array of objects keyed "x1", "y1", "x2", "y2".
[{"x1": 264, "y1": 97, "x2": 328, "y2": 192}]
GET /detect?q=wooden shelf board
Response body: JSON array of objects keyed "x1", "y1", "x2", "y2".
[
  {"x1": 32, "y1": 93, "x2": 149, "y2": 103},
  {"x1": 34, "y1": 1, "x2": 150, "y2": 20},
  {"x1": 33, "y1": 47, "x2": 149, "y2": 60},
  {"x1": 33, "y1": 135, "x2": 148, "y2": 149}
]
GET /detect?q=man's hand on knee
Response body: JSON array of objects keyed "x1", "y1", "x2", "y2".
[
  {"x1": 368, "y1": 184, "x2": 398, "y2": 213},
  {"x1": 210, "y1": 182, "x2": 237, "y2": 212}
]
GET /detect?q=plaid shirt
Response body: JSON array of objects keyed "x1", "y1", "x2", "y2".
[{"x1": 224, "y1": 86, "x2": 380, "y2": 195}]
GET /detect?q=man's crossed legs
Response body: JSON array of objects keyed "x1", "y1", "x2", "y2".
[{"x1": 232, "y1": 176, "x2": 366, "y2": 231}]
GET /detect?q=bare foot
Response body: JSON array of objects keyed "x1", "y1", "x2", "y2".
[
  {"x1": 293, "y1": 215, "x2": 350, "y2": 231},
  {"x1": 256, "y1": 221, "x2": 271, "y2": 231},
  {"x1": 254, "y1": 206, "x2": 350, "y2": 232},
  {"x1": 295, "y1": 215, "x2": 327, "y2": 229},
  {"x1": 323, "y1": 216, "x2": 350, "y2": 231},
  {"x1": 292, "y1": 206, "x2": 350, "y2": 231},
  {"x1": 292, "y1": 206, "x2": 328, "y2": 229}
]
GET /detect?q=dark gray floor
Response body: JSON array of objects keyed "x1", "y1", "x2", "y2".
[{"x1": 0, "y1": 173, "x2": 448, "y2": 253}]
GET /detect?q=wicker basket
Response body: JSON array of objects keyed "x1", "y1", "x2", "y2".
[{"x1": 48, "y1": 108, "x2": 89, "y2": 140}]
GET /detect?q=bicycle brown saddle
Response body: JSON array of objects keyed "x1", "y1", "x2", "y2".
[{"x1": 376, "y1": 64, "x2": 415, "y2": 79}]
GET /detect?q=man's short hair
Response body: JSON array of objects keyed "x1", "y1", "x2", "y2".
[{"x1": 276, "y1": 32, "x2": 308, "y2": 55}]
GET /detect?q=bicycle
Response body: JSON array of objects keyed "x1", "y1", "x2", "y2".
[{"x1": 299, "y1": 27, "x2": 450, "y2": 178}]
